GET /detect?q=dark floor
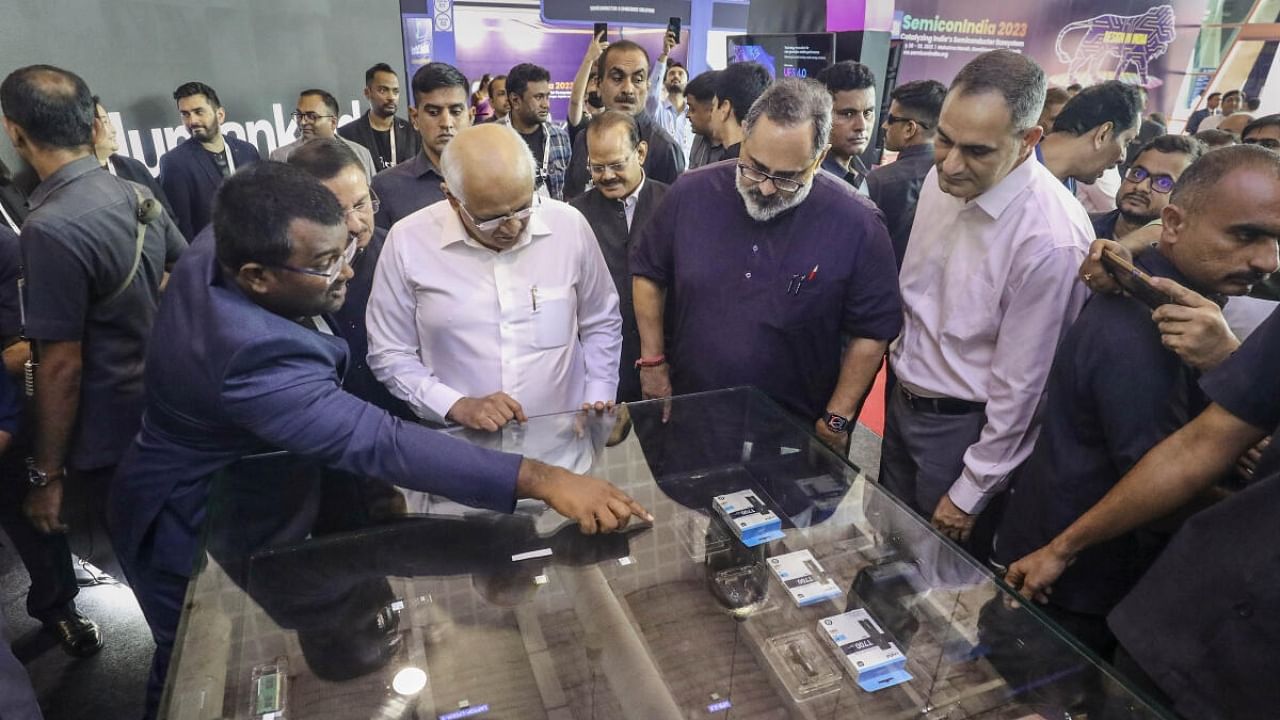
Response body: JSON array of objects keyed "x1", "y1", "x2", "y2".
[{"x1": 1, "y1": 514, "x2": 151, "y2": 720}]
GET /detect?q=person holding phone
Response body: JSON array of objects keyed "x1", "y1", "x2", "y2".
[
  {"x1": 998, "y1": 144, "x2": 1280, "y2": 658},
  {"x1": 646, "y1": 23, "x2": 694, "y2": 165}
]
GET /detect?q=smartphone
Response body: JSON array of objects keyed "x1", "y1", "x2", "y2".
[
  {"x1": 1100, "y1": 248, "x2": 1175, "y2": 309},
  {"x1": 667, "y1": 16, "x2": 681, "y2": 40},
  {"x1": 594, "y1": 22, "x2": 608, "y2": 41}
]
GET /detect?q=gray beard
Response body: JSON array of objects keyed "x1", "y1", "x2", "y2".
[{"x1": 736, "y1": 178, "x2": 813, "y2": 222}]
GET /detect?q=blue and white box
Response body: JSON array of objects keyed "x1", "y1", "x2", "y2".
[
  {"x1": 818, "y1": 609, "x2": 913, "y2": 692},
  {"x1": 768, "y1": 550, "x2": 842, "y2": 606},
  {"x1": 713, "y1": 490, "x2": 785, "y2": 547}
]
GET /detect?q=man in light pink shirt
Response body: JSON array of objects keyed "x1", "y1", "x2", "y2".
[{"x1": 881, "y1": 50, "x2": 1094, "y2": 557}]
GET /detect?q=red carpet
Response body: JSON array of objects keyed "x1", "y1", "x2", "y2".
[{"x1": 857, "y1": 362, "x2": 887, "y2": 437}]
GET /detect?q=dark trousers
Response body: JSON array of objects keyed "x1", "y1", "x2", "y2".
[
  {"x1": 115, "y1": 540, "x2": 187, "y2": 720},
  {"x1": 879, "y1": 386, "x2": 1003, "y2": 561},
  {"x1": 0, "y1": 448, "x2": 78, "y2": 624}
]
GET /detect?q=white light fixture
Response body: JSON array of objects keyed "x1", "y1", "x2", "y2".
[{"x1": 392, "y1": 667, "x2": 428, "y2": 696}]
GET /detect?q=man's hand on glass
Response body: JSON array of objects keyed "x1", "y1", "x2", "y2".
[
  {"x1": 516, "y1": 458, "x2": 653, "y2": 534},
  {"x1": 448, "y1": 392, "x2": 527, "y2": 432}
]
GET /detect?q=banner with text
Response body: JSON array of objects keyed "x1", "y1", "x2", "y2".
[{"x1": 892, "y1": 0, "x2": 1210, "y2": 114}]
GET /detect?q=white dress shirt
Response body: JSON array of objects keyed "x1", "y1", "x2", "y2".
[
  {"x1": 1075, "y1": 165, "x2": 1120, "y2": 213},
  {"x1": 366, "y1": 198, "x2": 622, "y2": 424},
  {"x1": 622, "y1": 176, "x2": 645, "y2": 231},
  {"x1": 892, "y1": 157, "x2": 1094, "y2": 514},
  {"x1": 647, "y1": 60, "x2": 694, "y2": 165}
]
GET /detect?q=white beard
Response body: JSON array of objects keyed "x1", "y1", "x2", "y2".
[{"x1": 736, "y1": 176, "x2": 813, "y2": 222}]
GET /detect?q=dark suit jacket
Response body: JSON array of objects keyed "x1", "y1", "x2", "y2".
[
  {"x1": 108, "y1": 154, "x2": 176, "y2": 225},
  {"x1": 866, "y1": 142, "x2": 934, "y2": 269},
  {"x1": 109, "y1": 230, "x2": 521, "y2": 579},
  {"x1": 331, "y1": 226, "x2": 412, "y2": 418},
  {"x1": 337, "y1": 111, "x2": 420, "y2": 172},
  {"x1": 571, "y1": 178, "x2": 669, "y2": 403},
  {"x1": 158, "y1": 136, "x2": 261, "y2": 240},
  {"x1": 564, "y1": 112, "x2": 684, "y2": 199}
]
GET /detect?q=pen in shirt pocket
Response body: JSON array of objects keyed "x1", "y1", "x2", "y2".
[
  {"x1": 531, "y1": 285, "x2": 539, "y2": 312},
  {"x1": 786, "y1": 265, "x2": 820, "y2": 295}
]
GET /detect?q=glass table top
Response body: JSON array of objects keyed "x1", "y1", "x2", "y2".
[{"x1": 164, "y1": 387, "x2": 1173, "y2": 720}]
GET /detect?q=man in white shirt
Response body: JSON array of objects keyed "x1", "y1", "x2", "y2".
[
  {"x1": 366, "y1": 124, "x2": 622, "y2": 431},
  {"x1": 882, "y1": 50, "x2": 1094, "y2": 556}
]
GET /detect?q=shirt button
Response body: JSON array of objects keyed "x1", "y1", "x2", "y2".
[
  {"x1": 744, "y1": 272, "x2": 752, "y2": 279},
  {"x1": 752, "y1": 245, "x2": 758, "y2": 253},
  {"x1": 1235, "y1": 602, "x2": 1253, "y2": 618}
]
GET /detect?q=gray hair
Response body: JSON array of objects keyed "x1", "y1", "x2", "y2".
[
  {"x1": 742, "y1": 78, "x2": 833, "y2": 160},
  {"x1": 438, "y1": 124, "x2": 537, "y2": 205},
  {"x1": 950, "y1": 49, "x2": 1046, "y2": 133}
]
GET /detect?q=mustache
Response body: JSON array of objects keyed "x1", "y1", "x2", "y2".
[
  {"x1": 1121, "y1": 192, "x2": 1150, "y2": 205},
  {"x1": 613, "y1": 94, "x2": 638, "y2": 104}
]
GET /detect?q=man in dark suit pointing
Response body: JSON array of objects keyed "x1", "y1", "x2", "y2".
[{"x1": 111, "y1": 161, "x2": 651, "y2": 718}]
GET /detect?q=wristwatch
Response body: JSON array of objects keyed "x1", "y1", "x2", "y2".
[
  {"x1": 824, "y1": 412, "x2": 851, "y2": 435},
  {"x1": 26, "y1": 459, "x2": 62, "y2": 487}
]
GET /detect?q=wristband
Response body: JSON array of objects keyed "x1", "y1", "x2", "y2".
[{"x1": 634, "y1": 355, "x2": 666, "y2": 368}]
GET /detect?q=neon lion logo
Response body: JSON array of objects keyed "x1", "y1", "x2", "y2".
[{"x1": 1055, "y1": 5, "x2": 1176, "y2": 87}]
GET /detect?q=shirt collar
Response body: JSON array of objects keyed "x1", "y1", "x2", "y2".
[
  {"x1": 622, "y1": 175, "x2": 646, "y2": 210},
  {"x1": 439, "y1": 200, "x2": 553, "y2": 253},
  {"x1": 27, "y1": 155, "x2": 101, "y2": 211},
  {"x1": 412, "y1": 152, "x2": 443, "y2": 180},
  {"x1": 896, "y1": 142, "x2": 934, "y2": 159},
  {"x1": 972, "y1": 155, "x2": 1037, "y2": 219}
]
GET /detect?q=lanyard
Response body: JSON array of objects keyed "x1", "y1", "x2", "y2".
[
  {"x1": 223, "y1": 143, "x2": 236, "y2": 175},
  {"x1": 105, "y1": 158, "x2": 118, "y2": 177},
  {"x1": 533, "y1": 123, "x2": 553, "y2": 198},
  {"x1": 0, "y1": 199, "x2": 17, "y2": 233},
  {"x1": 388, "y1": 124, "x2": 397, "y2": 168}
]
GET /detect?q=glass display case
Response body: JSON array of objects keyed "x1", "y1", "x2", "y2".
[{"x1": 162, "y1": 388, "x2": 1174, "y2": 720}]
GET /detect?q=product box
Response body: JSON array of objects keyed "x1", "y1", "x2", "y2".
[
  {"x1": 768, "y1": 549, "x2": 842, "y2": 607},
  {"x1": 817, "y1": 609, "x2": 912, "y2": 692},
  {"x1": 712, "y1": 490, "x2": 785, "y2": 547}
]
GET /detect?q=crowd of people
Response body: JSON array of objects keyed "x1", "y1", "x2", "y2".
[{"x1": 0, "y1": 28, "x2": 1276, "y2": 720}]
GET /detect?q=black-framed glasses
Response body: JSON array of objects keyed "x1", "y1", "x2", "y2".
[
  {"x1": 1244, "y1": 136, "x2": 1280, "y2": 150},
  {"x1": 277, "y1": 235, "x2": 358, "y2": 286},
  {"x1": 348, "y1": 188, "x2": 381, "y2": 218},
  {"x1": 292, "y1": 110, "x2": 337, "y2": 124},
  {"x1": 737, "y1": 162, "x2": 806, "y2": 194},
  {"x1": 587, "y1": 151, "x2": 637, "y2": 175},
  {"x1": 453, "y1": 194, "x2": 541, "y2": 234},
  {"x1": 1124, "y1": 165, "x2": 1176, "y2": 194},
  {"x1": 884, "y1": 112, "x2": 930, "y2": 129}
]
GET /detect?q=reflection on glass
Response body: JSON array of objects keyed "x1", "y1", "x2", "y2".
[{"x1": 166, "y1": 389, "x2": 1173, "y2": 720}]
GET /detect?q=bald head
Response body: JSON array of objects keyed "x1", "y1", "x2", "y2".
[
  {"x1": 441, "y1": 124, "x2": 538, "y2": 250},
  {"x1": 1219, "y1": 112, "x2": 1255, "y2": 137},
  {"x1": 440, "y1": 123, "x2": 535, "y2": 207},
  {"x1": 1, "y1": 64, "x2": 95, "y2": 150}
]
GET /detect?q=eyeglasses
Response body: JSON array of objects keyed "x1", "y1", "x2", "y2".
[
  {"x1": 292, "y1": 110, "x2": 337, "y2": 124},
  {"x1": 587, "y1": 151, "x2": 637, "y2": 175},
  {"x1": 885, "y1": 112, "x2": 930, "y2": 129},
  {"x1": 455, "y1": 195, "x2": 540, "y2": 234},
  {"x1": 348, "y1": 188, "x2": 381, "y2": 219},
  {"x1": 277, "y1": 235, "x2": 358, "y2": 286},
  {"x1": 737, "y1": 162, "x2": 807, "y2": 194},
  {"x1": 1124, "y1": 165, "x2": 1176, "y2": 194},
  {"x1": 1244, "y1": 136, "x2": 1280, "y2": 150}
]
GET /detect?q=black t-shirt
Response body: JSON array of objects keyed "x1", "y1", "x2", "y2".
[
  {"x1": 519, "y1": 125, "x2": 548, "y2": 189},
  {"x1": 1201, "y1": 306, "x2": 1280, "y2": 430},
  {"x1": 207, "y1": 147, "x2": 231, "y2": 177},
  {"x1": 372, "y1": 129, "x2": 393, "y2": 171}
]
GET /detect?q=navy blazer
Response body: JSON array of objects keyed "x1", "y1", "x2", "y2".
[
  {"x1": 158, "y1": 136, "x2": 261, "y2": 240},
  {"x1": 109, "y1": 230, "x2": 521, "y2": 578}
]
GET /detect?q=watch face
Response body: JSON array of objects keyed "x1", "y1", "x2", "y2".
[{"x1": 826, "y1": 414, "x2": 849, "y2": 433}]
